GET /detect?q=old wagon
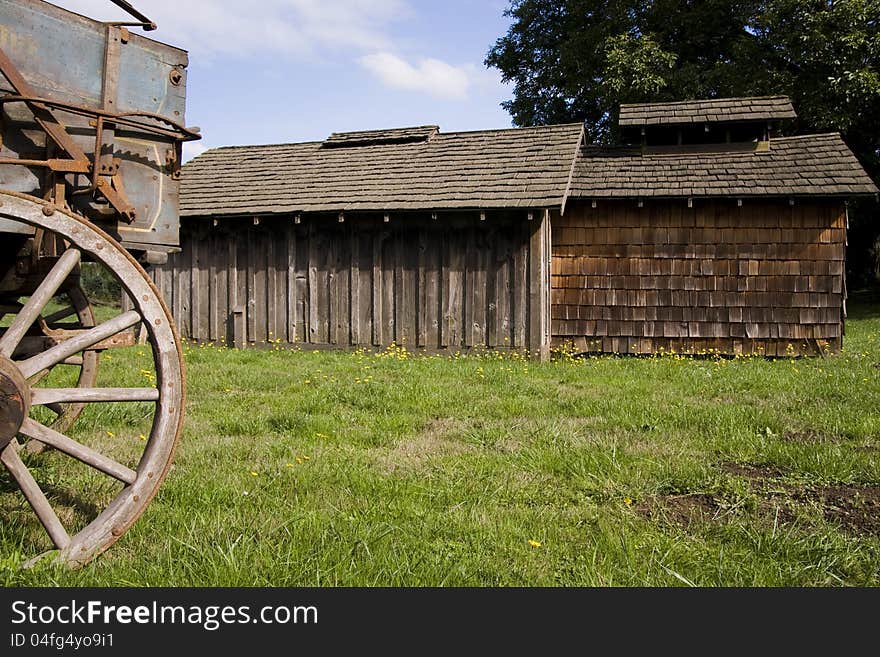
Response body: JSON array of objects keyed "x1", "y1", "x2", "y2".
[{"x1": 0, "y1": 0, "x2": 197, "y2": 565}]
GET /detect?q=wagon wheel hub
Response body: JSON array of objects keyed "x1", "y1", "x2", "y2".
[{"x1": 0, "y1": 357, "x2": 30, "y2": 450}]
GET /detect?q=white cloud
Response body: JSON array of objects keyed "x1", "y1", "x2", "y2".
[
  {"x1": 358, "y1": 52, "x2": 472, "y2": 100},
  {"x1": 182, "y1": 141, "x2": 208, "y2": 163},
  {"x1": 49, "y1": 0, "x2": 410, "y2": 59}
]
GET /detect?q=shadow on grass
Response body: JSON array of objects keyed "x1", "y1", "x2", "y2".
[{"x1": 848, "y1": 287, "x2": 880, "y2": 320}]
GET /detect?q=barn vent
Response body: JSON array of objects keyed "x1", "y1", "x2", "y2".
[{"x1": 322, "y1": 125, "x2": 439, "y2": 148}]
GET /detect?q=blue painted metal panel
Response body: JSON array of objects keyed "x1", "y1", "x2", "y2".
[{"x1": 0, "y1": 0, "x2": 193, "y2": 250}]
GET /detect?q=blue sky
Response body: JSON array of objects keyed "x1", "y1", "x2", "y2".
[{"x1": 52, "y1": 0, "x2": 516, "y2": 160}]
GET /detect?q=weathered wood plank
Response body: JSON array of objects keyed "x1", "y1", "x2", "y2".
[
  {"x1": 528, "y1": 210, "x2": 550, "y2": 360},
  {"x1": 246, "y1": 227, "x2": 257, "y2": 343},
  {"x1": 383, "y1": 230, "x2": 396, "y2": 345},
  {"x1": 329, "y1": 228, "x2": 340, "y2": 346},
  {"x1": 190, "y1": 224, "x2": 202, "y2": 341},
  {"x1": 295, "y1": 224, "x2": 309, "y2": 343},
  {"x1": 445, "y1": 229, "x2": 463, "y2": 347},
  {"x1": 394, "y1": 232, "x2": 406, "y2": 344},
  {"x1": 439, "y1": 229, "x2": 450, "y2": 348},
  {"x1": 402, "y1": 229, "x2": 418, "y2": 347},
  {"x1": 486, "y1": 227, "x2": 498, "y2": 348},
  {"x1": 473, "y1": 227, "x2": 488, "y2": 347},
  {"x1": 513, "y1": 221, "x2": 528, "y2": 349},
  {"x1": 254, "y1": 228, "x2": 268, "y2": 345},
  {"x1": 350, "y1": 228, "x2": 361, "y2": 345},
  {"x1": 308, "y1": 221, "x2": 319, "y2": 344},
  {"x1": 287, "y1": 223, "x2": 297, "y2": 344},
  {"x1": 417, "y1": 228, "x2": 427, "y2": 348},
  {"x1": 425, "y1": 227, "x2": 440, "y2": 349},
  {"x1": 497, "y1": 228, "x2": 512, "y2": 348},
  {"x1": 266, "y1": 233, "x2": 277, "y2": 343},
  {"x1": 464, "y1": 225, "x2": 476, "y2": 347},
  {"x1": 208, "y1": 228, "x2": 219, "y2": 342},
  {"x1": 372, "y1": 230, "x2": 383, "y2": 346},
  {"x1": 335, "y1": 227, "x2": 350, "y2": 345},
  {"x1": 176, "y1": 228, "x2": 191, "y2": 339}
]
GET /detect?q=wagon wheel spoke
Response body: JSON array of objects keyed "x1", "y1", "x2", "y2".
[
  {"x1": 19, "y1": 310, "x2": 140, "y2": 379},
  {"x1": 31, "y1": 387, "x2": 159, "y2": 405},
  {"x1": 1, "y1": 440, "x2": 71, "y2": 550},
  {"x1": 0, "y1": 248, "x2": 81, "y2": 357},
  {"x1": 42, "y1": 305, "x2": 79, "y2": 325},
  {"x1": 21, "y1": 286, "x2": 99, "y2": 452},
  {"x1": 45, "y1": 402, "x2": 65, "y2": 416},
  {"x1": 18, "y1": 418, "x2": 137, "y2": 485}
]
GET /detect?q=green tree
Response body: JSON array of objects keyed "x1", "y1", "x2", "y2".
[{"x1": 486, "y1": 0, "x2": 880, "y2": 285}]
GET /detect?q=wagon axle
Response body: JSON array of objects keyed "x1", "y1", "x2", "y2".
[{"x1": 0, "y1": 357, "x2": 29, "y2": 450}]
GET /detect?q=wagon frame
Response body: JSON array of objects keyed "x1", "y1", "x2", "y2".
[{"x1": 0, "y1": 0, "x2": 197, "y2": 566}]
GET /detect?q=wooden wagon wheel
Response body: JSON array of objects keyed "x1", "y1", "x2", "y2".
[
  {"x1": 21, "y1": 286, "x2": 100, "y2": 446},
  {"x1": 0, "y1": 190, "x2": 184, "y2": 566}
]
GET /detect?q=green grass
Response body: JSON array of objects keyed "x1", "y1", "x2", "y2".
[{"x1": 1, "y1": 293, "x2": 879, "y2": 586}]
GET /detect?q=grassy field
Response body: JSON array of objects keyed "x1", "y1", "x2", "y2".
[{"x1": 1, "y1": 293, "x2": 878, "y2": 586}]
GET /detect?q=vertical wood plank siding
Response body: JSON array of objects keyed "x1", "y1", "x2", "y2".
[
  {"x1": 155, "y1": 212, "x2": 549, "y2": 357},
  {"x1": 552, "y1": 199, "x2": 846, "y2": 356}
]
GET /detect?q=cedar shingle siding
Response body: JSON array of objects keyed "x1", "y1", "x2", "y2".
[
  {"x1": 171, "y1": 97, "x2": 877, "y2": 358},
  {"x1": 552, "y1": 199, "x2": 847, "y2": 357}
]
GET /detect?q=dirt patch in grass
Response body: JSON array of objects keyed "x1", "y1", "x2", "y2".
[
  {"x1": 636, "y1": 493, "x2": 722, "y2": 528},
  {"x1": 719, "y1": 462, "x2": 880, "y2": 535},
  {"x1": 369, "y1": 418, "x2": 476, "y2": 474},
  {"x1": 813, "y1": 485, "x2": 880, "y2": 536},
  {"x1": 720, "y1": 461, "x2": 786, "y2": 483}
]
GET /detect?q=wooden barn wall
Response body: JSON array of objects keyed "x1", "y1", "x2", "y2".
[
  {"x1": 552, "y1": 199, "x2": 846, "y2": 356},
  {"x1": 148, "y1": 212, "x2": 550, "y2": 357}
]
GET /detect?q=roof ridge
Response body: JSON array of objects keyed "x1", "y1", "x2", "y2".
[
  {"x1": 193, "y1": 140, "x2": 323, "y2": 154},
  {"x1": 440, "y1": 122, "x2": 584, "y2": 137},
  {"x1": 771, "y1": 132, "x2": 842, "y2": 142},
  {"x1": 329, "y1": 124, "x2": 440, "y2": 133},
  {"x1": 620, "y1": 95, "x2": 791, "y2": 109},
  {"x1": 185, "y1": 123, "x2": 587, "y2": 161}
]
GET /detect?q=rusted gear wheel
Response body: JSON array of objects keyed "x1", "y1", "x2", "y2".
[{"x1": 0, "y1": 190, "x2": 184, "y2": 566}]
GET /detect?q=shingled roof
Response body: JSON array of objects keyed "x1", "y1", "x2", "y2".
[
  {"x1": 568, "y1": 133, "x2": 878, "y2": 199},
  {"x1": 323, "y1": 126, "x2": 439, "y2": 147},
  {"x1": 619, "y1": 95, "x2": 797, "y2": 127},
  {"x1": 181, "y1": 123, "x2": 584, "y2": 217}
]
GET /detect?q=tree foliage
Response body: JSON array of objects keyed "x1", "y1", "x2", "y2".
[{"x1": 486, "y1": 0, "x2": 880, "y2": 285}]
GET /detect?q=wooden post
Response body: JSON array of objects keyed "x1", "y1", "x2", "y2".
[
  {"x1": 528, "y1": 209, "x2": 551, "y2": 361},
  {"x1": 233, "y1": 306, "x2": 246, "y2": 349}
]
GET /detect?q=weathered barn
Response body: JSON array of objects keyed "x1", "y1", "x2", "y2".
[
  {"x1": 166, "y1": 124, "x2": 584, "y2": 358},
  {"x1": 557, "y1": 96, "x2": 878, "y2": 356},
  {"x1": 165, "y1": 96, "x2": 877, "y2": 358}
]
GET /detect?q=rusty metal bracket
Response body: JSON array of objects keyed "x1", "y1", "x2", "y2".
[
  {"x1": 107, "y1": 0, "x2": 157, "y2": 31},
  {"x1": 0, "y1": 96, "x2": 201, "y2": 141}
]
